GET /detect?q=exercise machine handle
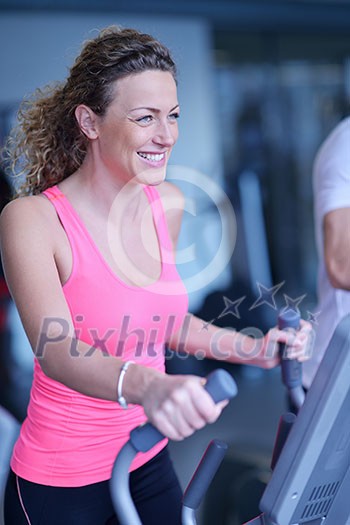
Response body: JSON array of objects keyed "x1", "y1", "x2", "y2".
[
  {"x1": 270, "y1": 412, "x2": 296, "y2": 471},
  {"x1": 278, "y1": 310, "x2": 305, "y2": 411},
  {"x1": 110, "y1": 368, "x2": 237, "y2": 525},
  {"x1": 182, "y1": 439, "x2": 228, "y2": 525},
  {"x1": 130, "y1": 369, "x2": 238, "y2": 453},
  {"x1": 278, "y1": 309, "x2": 301, "y2": 388}
]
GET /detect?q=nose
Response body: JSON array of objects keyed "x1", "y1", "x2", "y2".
[{"x1": 153, "y1": 120, "x2": 178, "y2": 148}]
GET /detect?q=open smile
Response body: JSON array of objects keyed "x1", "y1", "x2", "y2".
[{"x1": 137, "y1": 152, "x2": 167, "y2": 165}]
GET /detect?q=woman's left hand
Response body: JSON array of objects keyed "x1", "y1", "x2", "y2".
[{"x1": 253, "y1": 319, "x2": 314, "y2": 369}]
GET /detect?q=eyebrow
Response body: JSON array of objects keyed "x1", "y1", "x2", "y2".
[{"x1": 129, "y1": 104, "x2": 180, "y2": 113}]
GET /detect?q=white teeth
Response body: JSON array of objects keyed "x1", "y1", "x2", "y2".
[{"x1": 138, "y1": 152, "x2": 165, "y2": 162}]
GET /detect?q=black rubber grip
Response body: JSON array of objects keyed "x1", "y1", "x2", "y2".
[
  {"x1": 182, "y1": 439, "x2": 228, "y2": 510},
  {"x1": 278, "y1": 310, "x2": 302, "y2": 389},
  {"x1": 130, "y1": 369, "x2": 237, "y2": 453}
]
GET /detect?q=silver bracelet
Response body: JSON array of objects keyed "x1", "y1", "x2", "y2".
[{"x1": 117, "y1": 360, "x2": 134, "y2": 409}]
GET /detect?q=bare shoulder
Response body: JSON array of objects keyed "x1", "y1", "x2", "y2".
[
  {"x1": 1, "y1": 193, "x2": 52, "y2": 221},
  {"x1": 158, "y1": 181, "x2": 184, "y2": 198},
  {"x1": 157, "y1": 181, "x2": 185, "y2": 208},
  {"x1": 0, "y1": 193, "x2": 58, "y2": 246}
]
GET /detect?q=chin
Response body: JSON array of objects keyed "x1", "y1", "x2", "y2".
[{"x1": 137, "y1": 167, "x2": 167, "y2": 186}]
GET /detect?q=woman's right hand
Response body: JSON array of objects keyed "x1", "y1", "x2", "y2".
[{"x1": 141, "y1": 373, "x2": 227, "y2": 441}]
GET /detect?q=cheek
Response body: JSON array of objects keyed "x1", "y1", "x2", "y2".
[
  {"x1": 171, "y1": 125, "x2": 179, "y2": 144},
  {"x1": 128, "y1": 128, "x2": 151, "y2": 149}
]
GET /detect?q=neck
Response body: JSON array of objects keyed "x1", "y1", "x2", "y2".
[{"x1": 64, "y1": 163, "x2": 145, "y2": 220}]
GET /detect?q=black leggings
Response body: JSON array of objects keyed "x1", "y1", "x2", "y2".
[{"x1": 4, "y1": 446, "x2": 182, "y2": 525}]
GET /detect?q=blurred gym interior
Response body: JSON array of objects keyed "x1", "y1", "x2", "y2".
[{"x1": 1, "y1": 1, "x2": 350, "y2": 523}]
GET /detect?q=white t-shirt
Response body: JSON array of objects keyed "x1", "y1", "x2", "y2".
[{"x1": 303, "y1": 117, "x2": 350, "y2": 388}]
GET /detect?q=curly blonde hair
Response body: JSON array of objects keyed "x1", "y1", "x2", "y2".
[{"x1": 3, "y1": 26, "x2": 177, "y2": 197}]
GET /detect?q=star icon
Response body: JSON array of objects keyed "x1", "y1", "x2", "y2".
[
  {"x1": 281, "y1": 293, "x2": 307, "y2": 314},
  {"x1": 217, "y1": 296, "x2": 246, "y2": 320},
  {"x1": 249, "y1": 281, "x2": 285, "y2": 311},
  {"x1": 199, "y1": 319, "x2": 215, "y2": 332},
  {"x1": 307, "y1": 310, "x2": 321, "y2": 325}
]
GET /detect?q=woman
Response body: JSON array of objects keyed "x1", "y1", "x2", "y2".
[{"x1": 0, "y1": 26, "x2": 311, "y2": 524}]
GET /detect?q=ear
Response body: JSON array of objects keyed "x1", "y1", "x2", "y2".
[{"x1": 75, "y1": 104, "x2": 99, "y2": 140}]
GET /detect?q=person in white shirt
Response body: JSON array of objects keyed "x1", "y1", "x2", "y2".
[{"x1": 303, "y1": 117, "x2": 350, "y2": 389}]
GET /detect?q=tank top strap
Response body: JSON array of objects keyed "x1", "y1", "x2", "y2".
[
  {"x1": 44, "y1": 184, "x2": 177, "y2": 270},
  {"x1": 43, "y1": 184, "x2": 64, "y2": 201},
  {"x1": 143, "y1": 185, "x2": 175, "y2": 264},
  {"x1": 43, "y1": 185, "x2": 75, "y2": 228},
  {"x1": 42, "y1": 185, "x2": 90, "y2": 264},
  {"x1": 43, "y1": 185, "x2": 81, "y2": 232}
]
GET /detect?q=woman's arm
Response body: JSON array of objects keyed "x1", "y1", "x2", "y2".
[
  {"x1": 0, "y1": 196, "x2": 143, "y2": 400},
  {"x1": 159, "y1": 182, "x2": 313, "y2": 368},
  {"x1": 0, "y1": 196, "x2": 223, "y2": 440},
  {"x1": 167, "y1": 313, "x2": 312, "y2": 369}
]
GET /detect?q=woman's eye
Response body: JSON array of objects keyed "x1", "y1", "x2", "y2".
[
  {"x1": 169, "y1": 112, "x2": 180, "y2": 121},
  {"x1": 136, "y1": 115, "x2": 153, "y2": 124}
]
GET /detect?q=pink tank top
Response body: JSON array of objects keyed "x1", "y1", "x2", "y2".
[{"x1": 11, "y1": 184, "x2": 188, "y2": 487}]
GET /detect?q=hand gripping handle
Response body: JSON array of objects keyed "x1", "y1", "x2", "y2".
[{"x1": 130, "y1": 369, "x2": 237, "y2": 453}]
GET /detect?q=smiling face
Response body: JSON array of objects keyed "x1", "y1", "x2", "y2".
[{"x1": 92, "y1": 70, "x2": 179, "y2": 186}]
